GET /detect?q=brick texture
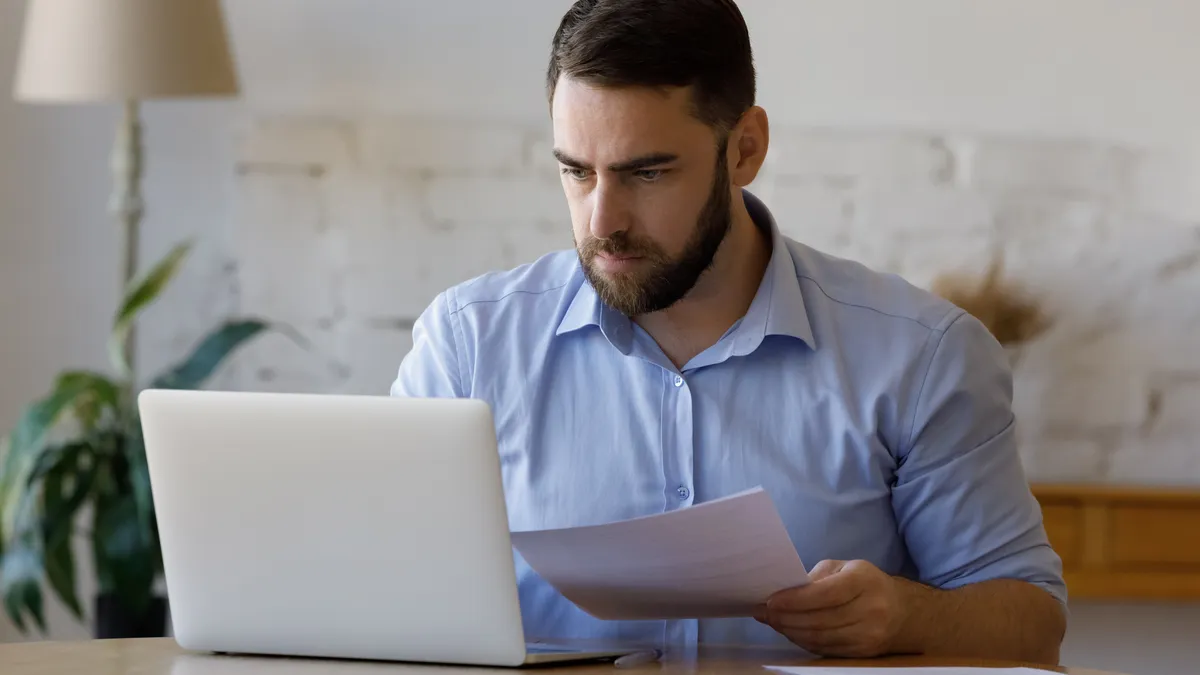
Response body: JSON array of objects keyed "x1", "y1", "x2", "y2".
[{"x1": 165, "y1": 116, "x2": 1200, "y2": 486}]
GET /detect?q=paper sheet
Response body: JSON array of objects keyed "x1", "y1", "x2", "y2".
[
  {"x1": 509, "y1": 486, "x2": 809, "y2": 620},
  {"x1": 768, "y1": 662, "x2": 1051, "y2": 667}
]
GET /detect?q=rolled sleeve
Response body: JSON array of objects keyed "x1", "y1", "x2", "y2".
[
  {"x1": 892, "y1": 310, "x2": 1067, "y2": 606},
  {"x1": 389, "y1": 290, "x2": 466, "y2": 399}
]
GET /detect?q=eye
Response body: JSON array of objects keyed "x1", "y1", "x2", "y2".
[
  {"x1": 561, "y1": 167, "x2": 590, "y2": 181},
  {"x1": 633, "y1": 169, "x2": 665, "y2": 182}
]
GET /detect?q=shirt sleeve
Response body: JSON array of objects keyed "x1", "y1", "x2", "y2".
[
  {"x1": 389, "y1": 290, "x2": 467, "y2": 399},
  {"x1": 892, "y1": 309, "x2": 1067, "y2": 607}
]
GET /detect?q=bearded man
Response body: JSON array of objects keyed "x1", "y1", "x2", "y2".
[{"x1": 391, "y1": 0, "x2": 1066, "y2": 664}]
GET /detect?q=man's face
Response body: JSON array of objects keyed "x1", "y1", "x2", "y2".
[{"x1": 551, "y1": 77, "x2": 733, "y2": 316}]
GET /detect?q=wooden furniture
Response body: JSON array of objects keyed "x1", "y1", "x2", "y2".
[
  {"x1": 1033, "y1": 483, "x2": 1200, "y2": 600},
  {"x1": 0, "y1": 638, "x2": 1130, "y2": 675}
]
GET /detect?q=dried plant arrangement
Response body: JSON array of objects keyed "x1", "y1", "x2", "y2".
[{"x1": 930, "y1": 256, "x2": 1050, "y2": 347}]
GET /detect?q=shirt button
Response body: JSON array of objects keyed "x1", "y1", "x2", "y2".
[
  {"x1": 677, "y1": 485, "x2": 690, "y2": 500},
  {"x1": 673, "y1": 375, "x2": 684, "y2": 387}
]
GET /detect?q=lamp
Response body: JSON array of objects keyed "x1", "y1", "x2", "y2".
[{"x1": 13, "y1": 0, "x2": 239, "y2": 385}]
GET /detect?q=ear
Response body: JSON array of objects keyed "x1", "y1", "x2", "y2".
[{"x1": 727, "y1": 106, "x2": 769, "y2": 188}]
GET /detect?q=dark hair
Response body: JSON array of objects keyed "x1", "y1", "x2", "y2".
[{"x1": 546, "y1": 0, "x2": 756, "y2": 133}]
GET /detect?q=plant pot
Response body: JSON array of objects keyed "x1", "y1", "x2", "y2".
[{"x1": 94, "y1": 593, "x2": 168, "y2": 639}]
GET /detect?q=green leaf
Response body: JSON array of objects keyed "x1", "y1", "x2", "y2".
[
  {"x1": 92, "y1": 494, "x2": 156, "y2": 616},
  {"x1": 26, "y1": 440, "x2": 78, "y2": 490},
  {"x1": 150, "y1": 319, "x2": 276, "y2": 390},
  {"x1": 0, "y1": 546, "x2": 31, "y2": 632},
  {"x1": 1, "y1": 436, "x2": 97, "y2": 628},
  {"x1": 109, "y1": 241, "x2": 192, "y2": 377},
  {"x1": 70, "y1": 378, "x2": 121, "y2": 432},
  {"x1": 36, "y1": 441, "x2": 94, "y2": 620},
  {"x1": 47, "y1": 446, "x2": 96, "y2": 527},
  {"x1": 2, "y1": 584, "x2": 26, "y2": 633},
  {"x1": 4, "y1": 373, "x2": 95, "y2": 468},
  {"x1": 4, "y1": 372, "x2": 118, "y2": 459},
  {"x1": 28, "y1": 440, "x2": 92, "y2": 534},
  {"x1": 22, "y1": 577, "x2": 46, "y2": 633},
  {"x1": 2, "y1": 439, "x2": 93, "y2": 629},
  {"x1": 0, "y1": 540, "x2": 46, "y2": 633},
  {"x1": 1, "y1": 372, "x2": 116, "y2": 539},
  {"x1": 96, "y1": 496, "x2": 141, "y2": 562},
  {"x1": 42, "y1": 526, "x2": 79, "y2": 619}
]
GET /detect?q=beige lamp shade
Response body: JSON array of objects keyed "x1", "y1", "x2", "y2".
[{"x1": 14, "y1": 0, "x2": 239, "y2": 102}]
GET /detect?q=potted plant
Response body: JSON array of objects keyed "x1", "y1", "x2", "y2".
[{"x1": 0, "y1": 242, "x2": 288, "y2": 638}]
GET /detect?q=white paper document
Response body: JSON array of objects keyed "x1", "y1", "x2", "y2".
[
  {"x1": 768, "y1": 662, "x2": 1051, "y2": 667},
  {"x1": 509, "y1": 486, "x2": 809, "y2": 620}
]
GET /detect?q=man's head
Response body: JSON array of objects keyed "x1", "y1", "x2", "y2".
[{"x1": 547, "y1": 0, "x2": 769, "y2": 316}]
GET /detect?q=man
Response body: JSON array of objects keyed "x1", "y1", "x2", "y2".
[{"x1": 392, "y1": 0, "x2": 1067, "y2": 663}]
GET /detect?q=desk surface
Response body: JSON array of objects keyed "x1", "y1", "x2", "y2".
[{"x1": 0, "y1": 638, "x2": 1128, "y2": 675}]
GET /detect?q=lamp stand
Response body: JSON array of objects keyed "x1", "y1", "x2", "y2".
[{"x1": 110, "y1": 98, "x2": 143, "y2": 389}]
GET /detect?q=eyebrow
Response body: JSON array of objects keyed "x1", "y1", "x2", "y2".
[{"x1": 552, "y1": 149, "x2": 679, "y2": 172}]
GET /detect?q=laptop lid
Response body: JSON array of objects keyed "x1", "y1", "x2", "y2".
[{"x1": 138, "y1": 389, "x2": 528, "y2": 666}]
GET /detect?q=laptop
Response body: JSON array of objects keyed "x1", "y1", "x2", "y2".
[{"x1": 138, "y1": 389, "x2": 638, "y2": 667}]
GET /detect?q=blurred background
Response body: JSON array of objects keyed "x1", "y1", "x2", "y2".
[{"x1": 2, "y1": 1, "x2": 1199, "y2": 673}]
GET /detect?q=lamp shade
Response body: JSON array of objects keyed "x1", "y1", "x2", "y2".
[{"x1": 13, "y1": 0, "x2": 239, "y2": 102}]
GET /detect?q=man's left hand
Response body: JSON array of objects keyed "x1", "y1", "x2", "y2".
[{"x1": 754, "y1": 559, "x2": 915, "y2": 658}]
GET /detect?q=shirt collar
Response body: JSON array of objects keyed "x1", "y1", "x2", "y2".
[
  {"x1": 555, "y1": 189, "x2": 815, "y2": 356},
  {"x1": 745, "y1": 189, "x2": 815, "y2": 347},
  {"x1": 556, "y1": 275, "x2": 600, "y2": 337},
  {"x1": 556, "y1": 268, "x2": 634, "y2": 352}
]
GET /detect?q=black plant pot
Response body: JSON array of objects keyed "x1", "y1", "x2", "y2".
[{"x1": 94, "y1": 593, "x2": 168, "y2": 639}]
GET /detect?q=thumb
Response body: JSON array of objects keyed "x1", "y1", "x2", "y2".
[{"x1": 807, "y1": 559, "x2": 846, "y2": 582}]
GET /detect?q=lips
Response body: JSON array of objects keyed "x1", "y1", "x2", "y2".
[{"x1": 592, "y1": 252, "x2": 644, "y2": 273}]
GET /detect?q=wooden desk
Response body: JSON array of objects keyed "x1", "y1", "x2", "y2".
[{"x1": 0, "y1": 638, "x2": 1128, "y2": 675}]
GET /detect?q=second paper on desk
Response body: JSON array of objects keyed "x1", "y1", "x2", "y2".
[{"x1": 509, "y1": 486, "x2": 809, "y2": 620}]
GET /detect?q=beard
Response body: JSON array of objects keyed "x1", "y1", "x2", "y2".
[{"x1": 576, "y1": 143, "x2": 733, "y2": 317}]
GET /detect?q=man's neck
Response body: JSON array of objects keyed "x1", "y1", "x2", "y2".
[{"x1": 634, "y1": 196, "x2": 772, "y2": 370}]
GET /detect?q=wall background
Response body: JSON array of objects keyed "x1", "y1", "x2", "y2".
[{"x1": 3, "y1": 1, "x2": 1199, "y2": 672}]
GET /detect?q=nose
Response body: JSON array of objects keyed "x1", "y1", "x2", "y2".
[{"x1": 588, "y1": 182, "x2": 627, "y2": 240}]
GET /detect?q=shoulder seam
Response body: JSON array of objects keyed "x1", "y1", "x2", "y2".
[
  {"x1": 900, "y1": 307, "x2": 969, "y2": 455},
  {"x1": 795, "y1": 272, "x2": 947, "y2": 331},
  {"x1": 448, "y1": 281, "x2": 573, "y2": 315}
]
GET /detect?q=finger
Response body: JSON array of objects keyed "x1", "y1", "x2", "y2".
[
  {"x1": 779, "y1": 626, "x2": 860, "y2": 656},
  {"x1": 766, "y1": 595, "x2": 865, "y2": 632},
  {"x1": 753, "y1": 603, "x2": 768, "y2": 623},
  {"x1": 768, "y1": 570, "x2": 863, "y2": 612},
  {"x1": 807, "y1": 559, "x2": 845, "y2": 582},
  {"x1": 765, "y1": 559, "x2": 846, "y2": 608},
  {"x1": 781, "y1": 624, "x2": 882, "y2": 659}
]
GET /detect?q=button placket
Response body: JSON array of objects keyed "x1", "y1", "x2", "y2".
[{"x1": 662, "y1": 369, "x2": 695, "y2": 509}]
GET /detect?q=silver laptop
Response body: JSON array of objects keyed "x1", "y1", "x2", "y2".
[{"x1": 138, "y1": 389, "x2": 635, "y2": 666}]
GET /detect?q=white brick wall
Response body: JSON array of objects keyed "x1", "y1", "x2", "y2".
[{"x1": 183, "y1": 115, "x2": 1200, "y2": 487}]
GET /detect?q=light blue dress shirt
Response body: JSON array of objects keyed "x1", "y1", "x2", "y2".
[{"x1": 390, "y1": 190, "x2": 1065, "y2": 649}]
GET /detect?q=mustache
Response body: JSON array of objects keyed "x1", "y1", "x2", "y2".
[{"x1": 579, "y1": 233, "x2": 663, "y2": 259}]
